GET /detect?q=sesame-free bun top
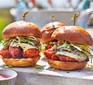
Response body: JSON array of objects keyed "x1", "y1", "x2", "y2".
[
  {"x1": 40, "y1": 22, "x2": 65, "y2": 43},
  {"x1": 52, "y1": 26, "x2": 93, "y2": 46},
  {"x1": 2, "y1": 21, "x2": 42, "y2": 39}
]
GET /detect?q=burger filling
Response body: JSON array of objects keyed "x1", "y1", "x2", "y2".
[
  {"x1": 0, "y1": 36, "x2": 40, "y2": 58},
  {"x1": 44, "y1": 41, "x2": 93, "y2": 62},
  {"x1": 41, "y1": 40, "x2": 57, "y2": 51}
]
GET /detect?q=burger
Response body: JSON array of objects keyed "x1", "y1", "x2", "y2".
[
  {"x1": 40, "y1": 22, "x2": 65, "y2": 51},
  {"x1": 44, "y1": 26, "x2": 93, "y2": 70},
  {"x1": 0, "y1": 21, "x2": 42, "y2": 67}
]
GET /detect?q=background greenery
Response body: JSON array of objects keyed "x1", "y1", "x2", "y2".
[{"x1": 0, "y1": 8, "x2": 14, "y2": 41}]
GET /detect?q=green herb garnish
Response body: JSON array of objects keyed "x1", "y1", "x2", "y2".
[
  {"x1": 7, "y1": 65, "x2": 13, "y2": 68},
  {"x1": 35, "y1": 65, "x2": 45, "y2": 69}
]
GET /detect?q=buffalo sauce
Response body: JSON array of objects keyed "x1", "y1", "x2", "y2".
[{"x1": 0, "y1": 74, "x2": 7, "y2": 79}]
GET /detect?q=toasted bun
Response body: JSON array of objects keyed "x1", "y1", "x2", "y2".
[
  {"x1": 48, "y1": 59, "x2": 87, "y2": 70},
  {"x1": 40, "y1": 22, "x2": 65, "y2": 43},
  {"x1": 86, "y1": 28, "x2": 93, "y2": 44},
  {"x1": 86, "y1": 28, "x2": 93, "y2": 38},
  {"x1": 1, "y1": 57, "x2": 39, "y2": 67},
  {"x1": 2, "y1": 21, "x2": 42, "y2": 39},
  {"x1": 52, "y1": 26, "x2": 93, "y2": 46}
]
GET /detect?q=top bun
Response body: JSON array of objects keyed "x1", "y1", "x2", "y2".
[
  {"x1": 52, "y1": 26, "x2": 93, "y2": 46},
  {"x1": 40, "y1": 22, "x2": 65, "y2": 43},
  {"x1": 2, "y1": 21, "x2": 42, "y2": 39}
]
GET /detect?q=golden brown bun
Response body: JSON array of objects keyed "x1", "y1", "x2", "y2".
[
  {"x1": 2, "y1": 21, "x2": 42, "y2": 39},
  {"x1": 52, "y1": 26, "x2": 93, "y2": 46},
  {"x1": 2, "y1": 57, "x2": 39, "y2": 67},
  {"x1": 86, "y1": 28, "x2": 93, "y2": 44},
  {"x1": 40, "y1": 22, "x2": 65, "y2": 43},
  {"x1": 48, "y1": 59, "x2": 87, "y2": 70},
  {"x1": 86, "y1": 28, "x2": 93, "y2": 38}
]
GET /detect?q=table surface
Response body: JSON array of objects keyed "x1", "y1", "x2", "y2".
[
  {"x1": 12, "y1": 59, "x2": 93, "y2": 80},
  {"x1": 11, "y1": 59, "x2": 93, "y2": 85},
  {"x1": 1, "y1": 57, "x2": 93, "y2": 85}
]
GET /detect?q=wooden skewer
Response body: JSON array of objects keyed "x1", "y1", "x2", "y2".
[
  {"x1": 51, "y1": 16, "x2": 55, "y2": 28},
  {"x1": 22, "y1": 10, "x2": 29, "y2": 21},
  {"x1": 51, "y1": 16, "x2": 55, "y2": 22},
  {"x1": 72, "y1": 12, "x2": 79, "y2": 26}
]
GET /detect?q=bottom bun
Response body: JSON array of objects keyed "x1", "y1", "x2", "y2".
[
  {"x1": 2, "y1": 57, "x2": 39, "y2": 67},
  {"x1": 48, "y1": 59, "x2": 87, "y2": 70}
]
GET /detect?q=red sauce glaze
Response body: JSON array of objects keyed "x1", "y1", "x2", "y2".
[
  {"x1": 0, "y1": 46, "x2": 40, "y2": 58},
  {"x1": 46, "y1": 44, "x2": 54, "y2": 50},
  {"x1": 9, "y1": 46, "x2": 23, "y2": 58},
  {"x1": 44, "y1": 49, "x2": 58, "y2": 60},
  {"x1": 44, "y1": 49, "x2": 77, "y2": 62},
  {"x1": 57, "y1": 55, "x2": 77, "y2": 62},
  {"x1": 0, "y1": 75, "x2": 7, "y2": 79},
  {"x1": 25, "y1": 48, "x2": 39, "y2": 58},
  {"x1": 0, "y1": 49, "x2": 12, "y2": 58}
]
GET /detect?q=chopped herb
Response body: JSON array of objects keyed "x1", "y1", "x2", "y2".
[
  {"x1": 7, "y1": 65, "x2": 13, "y2": 68},
  {"x1": 35, "y1": 65, "x2": 45, "y2": 69}
]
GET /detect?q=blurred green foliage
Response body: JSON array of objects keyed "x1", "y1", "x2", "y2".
[{"x1": 0, "y1": 8, "x2": 14, "y2": 41}]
